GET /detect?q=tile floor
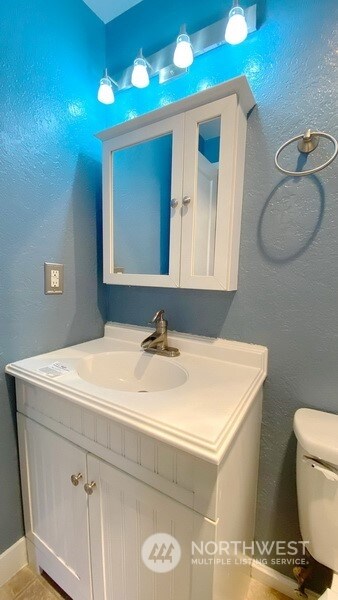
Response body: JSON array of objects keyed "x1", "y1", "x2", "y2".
[
  {"x1": 247, "y1": 580, "x2": 290, "y2": 600},
  {"x1": 0, "y1": 567, "x2": 290, "y2": 600},
  {"x1": 0, "y1": 567, "x2": 70, "y2": 600}
]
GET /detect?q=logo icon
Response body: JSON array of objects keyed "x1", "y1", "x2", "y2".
[{"x1": 141, "y1": 533, "x2": 181, "y2": 573}]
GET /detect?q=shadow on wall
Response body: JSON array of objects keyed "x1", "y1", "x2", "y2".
[
  {"x1": 256, "y1": 0, "x2": 267, "y2": 29},
  {"x1": 5, "y1": 375, "x2": 18, "y2": 436},
  {"x1": 107, "y1": 285, "x2": 236, "y2": 338},
  {"x1": 65, "y1": 154, "x2": 106, "y2": 347},
  {"x1": 257, "y1": 175, "x2": 325, "y2": 264}
]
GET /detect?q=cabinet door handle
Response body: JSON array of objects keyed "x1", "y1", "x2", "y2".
[
  {"x1": 182, "y1": 195, "x2": 191, "y2": 206},
  {"x1": 170, "y1": 198, "x2": 178, "y2": 208},
  {"x1": 84, "y1": 481, "x2": 96, "y2": 495},
  {"x1": 70, "y1": 473, "x2": 83, "y2": 487}
]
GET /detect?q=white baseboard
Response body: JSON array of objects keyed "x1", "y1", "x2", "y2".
[
  {"x1": 0, "y1": 537, "x2": 28, "y2": 586},
  {"x1": 251, "y1": 560, "x2": 320, "y2": 600}
]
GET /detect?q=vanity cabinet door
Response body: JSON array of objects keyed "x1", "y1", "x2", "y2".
[
  {"x1": 18, "y1": 416, "x2": 92, "y2": 600},
  {"x1": 87, "y1": 455, "x2": 215, "y2": 600},
  {"x1": 180, "y1": 94, "x2": 246, "y2": 290}
]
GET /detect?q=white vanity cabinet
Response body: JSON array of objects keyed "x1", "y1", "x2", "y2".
[
  {"x1": 16, "y1": 380, "x2": 262, "y2": 600},
  {"x1": 18, "y1": 415, "x2": 215, "y2": 600},
  {"x1": 9, "y1": 324, "x2": 268, "y2": 600},
  {"x1": 97, "y1": 76, "x2": 255, "y2": 291}
]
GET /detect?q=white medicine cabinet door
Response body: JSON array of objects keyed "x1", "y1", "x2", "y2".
[
  {"x1": 87, "y1": 454, "x2": 215, "y2": 600},
  {"x1": 99, "y1": 78, "x2": 255, "y2": 291},
  {"x1": 18, "y1": 416, "x2": 92, "y2": 600},
  {"x1": 103, "y1": 115, "x2": 184, "y2": 287},
  {"x1": 180, "y1": 94, "x2": 245, "y2": 290}
]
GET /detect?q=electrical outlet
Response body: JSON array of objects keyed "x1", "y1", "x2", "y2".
[
  {"x1": 44, "y1": 263, "x2": 64, "y2": 295},
  {"x1": 51, "y1": 270, "x2": 59, "y2": 288}
]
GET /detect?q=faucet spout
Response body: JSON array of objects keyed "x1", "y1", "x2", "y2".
[{"x1": 141, "y1": 333, "x2": 163, "y2": 350}]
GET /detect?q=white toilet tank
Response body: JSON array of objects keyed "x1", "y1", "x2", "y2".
[{"x1": 294, "y1": 408, "x2": 338, "y2": 573}]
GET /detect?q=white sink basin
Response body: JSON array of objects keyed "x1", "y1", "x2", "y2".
[
  {"x1": 6, "y1": 323, "x2": 268, "y2": 462},
  {"x1": 77, "y1": 351, "x2": 188, "y2": 392}
]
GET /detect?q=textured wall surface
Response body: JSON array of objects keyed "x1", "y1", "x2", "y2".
[
  {"x1": 105, "y1": 0, "x2": 338, "y2": 586},
  {"x1": 0, "y1": 0, "x2": 105, "y2": 553}
]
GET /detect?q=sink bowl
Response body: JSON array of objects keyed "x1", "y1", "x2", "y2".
[{"x1": 77, "y1": 351, "x2": 188, "y2": 393}]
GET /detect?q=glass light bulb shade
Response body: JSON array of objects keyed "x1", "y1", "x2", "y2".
[
  {"x1": 173, "y1": 33, "x2": 194, "y2": 69},
  {"x1": 97, "y1": 77, "x2": 114, "y2": 104},
  {"x1": 131, "y1": 58, "x2": 149, "y2": 88},
  {"x1": 225, "y1": 6, "x2": 248, "y2": 45}
]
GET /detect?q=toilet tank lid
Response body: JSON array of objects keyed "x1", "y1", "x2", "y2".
[{"x1": 294, "y1": 408, "x2": 338, "y2": 466}]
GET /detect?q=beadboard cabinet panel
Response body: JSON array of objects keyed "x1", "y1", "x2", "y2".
[
  {"x1": 87, "y1": 454, "x2": 215, "y2": 600},
  {"x1": 18, "y1": 415, "x2": 92, "y2": 600}
]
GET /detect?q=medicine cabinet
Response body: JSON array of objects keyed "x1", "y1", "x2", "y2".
[{"x1": 96, "y1": 76, "x2": 255, "y2": 291}]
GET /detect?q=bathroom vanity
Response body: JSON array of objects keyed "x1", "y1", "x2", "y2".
[
  {"x1": 97, "y1": 75, "x2": 255, "y2": 291},
  {"x1": 7, "y1": 324, "x2": 267, "y2": 600}
]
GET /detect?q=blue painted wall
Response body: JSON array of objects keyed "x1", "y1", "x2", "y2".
[
  {"x1": 105, "y1": 0, "x2": 337, "y2": 587},
  {"x1": 0, "y1": 0, "x2": 105, "y2": 553}
]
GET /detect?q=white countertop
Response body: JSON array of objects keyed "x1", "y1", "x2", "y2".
[{"x1": 6, "y1": 323, "x2": 268, "y2": 463}]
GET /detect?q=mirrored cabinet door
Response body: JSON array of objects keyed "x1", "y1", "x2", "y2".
[
  {"x1": 103, "y1": 115, "x2": 184, "y2": 286},
  {"x1": 180, "y1": 95, "x2": 244, "y2": 290}
]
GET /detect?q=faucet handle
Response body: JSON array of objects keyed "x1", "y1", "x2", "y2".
[{"x1": 150, "y1": 309, "x2": 166, "y2": 324}]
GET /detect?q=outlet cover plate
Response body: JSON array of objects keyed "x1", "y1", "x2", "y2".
[{"x1": 44, "y1": 263, "x2": 64, "y2": 295}]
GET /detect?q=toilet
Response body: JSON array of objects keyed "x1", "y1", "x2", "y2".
[{"x1": 294, "y1": 408, "x2": 338, "y2": 599}]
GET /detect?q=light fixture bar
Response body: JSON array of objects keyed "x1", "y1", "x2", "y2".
[{"x1": 115, "y1": 4, "x2": 256, "y2": 91}]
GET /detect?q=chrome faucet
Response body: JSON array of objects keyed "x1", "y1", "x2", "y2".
[{"x1": 141, "y1": 310, "x2": 180, "y2": 357}]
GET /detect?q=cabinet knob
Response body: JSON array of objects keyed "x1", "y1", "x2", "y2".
[
  {"x1": 170, "y1": 198, "x2": 178, "y2": 208},
  {"x1": 84, "y1": 481, "x2": 96, "y2": 495},
  {"x1": 70, "y1": 473, "x2": 83, "y2": 487},
  {"x1": 182, "y1": 195, "x2": 191, "y2": 206}
]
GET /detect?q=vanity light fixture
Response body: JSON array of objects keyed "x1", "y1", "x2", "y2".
[
  {"x1": 225, "y1": 0, "x2": 248, "y2": 45},
  {"x1": 131, "y1": 50, "x2": 150, "y2": 88},
  {"x1": 97, "y1": 69, "x2": 117, "y2": 104},
  {"x1": 99, "y1": 4, "x2": 256, "y2": 101},
  {"x1": 173, "y1": 25, "x2": 194, "y2": 69}
]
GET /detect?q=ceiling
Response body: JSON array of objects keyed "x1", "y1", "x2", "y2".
[{"x1": 82, "y1": 0, "x2": 143, "y2": 23}]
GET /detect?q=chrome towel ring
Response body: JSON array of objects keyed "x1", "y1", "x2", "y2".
[{"x1": 275, "y1": 129, "x2": 338, "y2": 176}]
